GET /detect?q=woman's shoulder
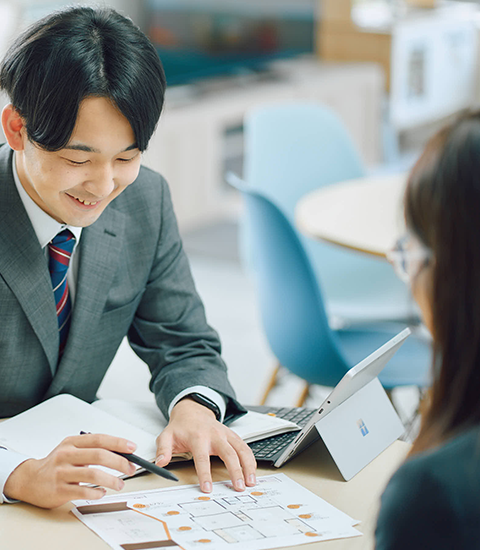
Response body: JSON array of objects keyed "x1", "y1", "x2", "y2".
[
  {"x1": 388, "y1": 425, "x2": 480, "y2": 495},
  {"x1": 375, "y1": 426, "x2": 480, "y2": 550}
]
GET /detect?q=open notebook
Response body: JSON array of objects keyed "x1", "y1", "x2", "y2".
[{"x1": 0, "y1": 394, "x2": 300, "y2": 477}]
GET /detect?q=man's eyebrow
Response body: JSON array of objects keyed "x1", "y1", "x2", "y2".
[
  {"x1": 122, "y1": 143, "x2": 139, "y2": 152},
  {"x1": 63, "y1": 143, "x2": 138, "y2": 153}
]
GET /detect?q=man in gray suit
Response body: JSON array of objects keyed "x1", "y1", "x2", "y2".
[{"x1": 0, "y1": 6, "x2": 256, "y2": 508}]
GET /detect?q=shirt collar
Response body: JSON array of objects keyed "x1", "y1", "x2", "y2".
[{"x1": 12, "y1": 151, "x2": 82, "y2": 249}]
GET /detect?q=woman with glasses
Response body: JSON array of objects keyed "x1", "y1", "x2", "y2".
[{"x1": 375, "y1": 111, "x2": 480, "y2": 549}]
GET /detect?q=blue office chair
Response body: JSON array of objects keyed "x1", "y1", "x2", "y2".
[
  {"x1": 229, "y1": 175, "x2": 431, "y2": 406},
  {"x1": 240, "y1": 102, "x2": 417, "y2": 325}
]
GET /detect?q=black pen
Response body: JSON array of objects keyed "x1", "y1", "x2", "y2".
[{"x1": 80, "y1": 431, "x2": 179, "y2": 482}]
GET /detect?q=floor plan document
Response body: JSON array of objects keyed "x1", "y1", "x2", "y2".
[{"x1": 72, "y1": 474, "x2": 361, "y2": 550}]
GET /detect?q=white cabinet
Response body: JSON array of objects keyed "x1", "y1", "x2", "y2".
[
  {"x1": 142, "y1": 58, "x2": 384, "y2": 230},
  {"x1": 390, "y1": 5, "x2": 478, "y2": 130}
]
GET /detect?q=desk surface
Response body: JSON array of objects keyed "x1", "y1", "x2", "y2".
[
  {"x1": 295, "y1": 173, "x2": 407, "y2": 258},
  {"x1": 1, "y1": 439, "x2": 409, "y2": 550}
]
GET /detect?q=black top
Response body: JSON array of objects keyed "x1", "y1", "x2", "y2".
[{"x1": 375, "y1": 426, "x2": 480, "y2": 549}]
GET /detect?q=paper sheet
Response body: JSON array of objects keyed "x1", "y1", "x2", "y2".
[{"x1": 72, "y1": 474, "x2": 361, "y2": 550}]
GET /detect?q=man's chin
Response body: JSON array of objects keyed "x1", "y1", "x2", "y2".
[{"x1": 60, "y1": 210, "x2": 105, "y2": 228}]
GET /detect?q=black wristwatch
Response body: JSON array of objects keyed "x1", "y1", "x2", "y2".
[{"x1": 184, "y1": 392, "x2": 221, "y2": 421}]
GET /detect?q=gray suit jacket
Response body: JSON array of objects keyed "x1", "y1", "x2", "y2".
[{"x1": 0, "y1": 144, "x2": 243, "y2": 419}]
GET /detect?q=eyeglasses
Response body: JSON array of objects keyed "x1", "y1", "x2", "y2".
[{"x1": 386, "y1": 233, "x2": 432, "y2": 284}]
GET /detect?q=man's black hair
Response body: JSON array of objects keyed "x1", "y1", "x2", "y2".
[{"x1": 0, "y1": 6, "x2": 166, "y2": 152}]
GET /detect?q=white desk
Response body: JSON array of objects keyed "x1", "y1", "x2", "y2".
[
  {"x1": 0, "y1": 439, "x2": 409, "y2": 549},
  {"x1": 295, "y1": 173, "x2": 407, "y2": 258}
]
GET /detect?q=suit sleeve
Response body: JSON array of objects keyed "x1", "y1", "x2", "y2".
[
  {"x1": 126, "y1": 177, "x2": 245, "y2": 421},
  {"x1": 375, "y1": 459, "x2": 460, "y2": 550}
]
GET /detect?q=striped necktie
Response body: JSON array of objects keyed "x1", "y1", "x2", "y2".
[{"x1": 48, "y1": 229, "x2": 76, "y2": 357}]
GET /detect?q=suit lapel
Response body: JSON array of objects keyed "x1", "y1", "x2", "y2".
[
  {"x1": 0, "y1": 142, "x2": 126, "y2": 394},
  {"x1": 47, "y1": 205, "x2": 126, "y2": 395},
  {"x1": 0, "y1": 146, "x2": 59, "y2": 372}
]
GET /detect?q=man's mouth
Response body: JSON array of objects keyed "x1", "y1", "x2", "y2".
[
  {"x1": 75, "y1": 198, "x2": 98, "y2": 205},
  {"x1": 67, "y1": 194, "x2": 99, "y2": 206}
]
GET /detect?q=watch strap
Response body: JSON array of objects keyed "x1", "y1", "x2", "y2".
[{"x1": 185, "y1": 392, "x2": 221, "y2": 421}]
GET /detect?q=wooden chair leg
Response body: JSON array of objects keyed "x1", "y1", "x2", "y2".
[
  {"x1": 259, "y1": 361, "x2": 282, "y2": 405},
  {"x1": 296, "y1": 383, "x2": 310, "y2": 408}
]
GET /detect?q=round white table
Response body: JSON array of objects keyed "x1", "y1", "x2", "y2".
[{"x1": 295, "y1": 173, "x2": 407, "y2": 258}]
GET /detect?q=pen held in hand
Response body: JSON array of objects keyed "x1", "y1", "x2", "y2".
[
  {"x1": 79, "y1": 431, "x2": 179, "y2": 482},
  {"x1": 115, "y1": 450, "x2": 179, "y2": 482}
]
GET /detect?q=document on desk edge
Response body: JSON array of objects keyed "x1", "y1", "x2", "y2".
[{"x1": 71, "y1": 473, "x2": 361, "y2": 550}]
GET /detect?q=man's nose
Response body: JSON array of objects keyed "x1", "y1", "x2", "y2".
[{"x1": 84, "y1": 164, "x2": 116, "y2": 197}]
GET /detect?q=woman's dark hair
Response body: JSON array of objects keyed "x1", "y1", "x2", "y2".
[
  {"x1": 0, "y1": 6, "x2": 166, "y2": 152},
  {"x1": 405, "y1": 110, "x2": 480, "y2": 454}
]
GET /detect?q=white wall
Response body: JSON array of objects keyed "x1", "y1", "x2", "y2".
[{"x1": 11, "y1": 0, "x2": 144, "y2": 28}]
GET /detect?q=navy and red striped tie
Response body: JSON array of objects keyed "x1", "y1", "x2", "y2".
[{"x1": 48, "y1": 229, "x2": 76, "y2": 357}]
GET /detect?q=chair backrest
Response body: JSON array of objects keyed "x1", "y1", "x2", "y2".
[
  {"x1": 232, "y1": 177, "x2": 350, "y2": 387},
  {"x1": 244, "y1": 102, "x2": 365, "y2": 221},
  {"x1": 240, "y1": 101, "x2": 414, "y2": 323}
]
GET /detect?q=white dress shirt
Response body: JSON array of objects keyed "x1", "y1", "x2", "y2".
[
  {"x1": 1, "y1": 153, "x2": 225, "y2": 503},
  {"x1": 12, "y1": 152, "x2": 82, "y2": 300}
]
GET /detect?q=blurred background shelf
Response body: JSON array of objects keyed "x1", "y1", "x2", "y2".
[
  {"x1": 4, "y1": 0, "x2": 479, "y2": 231},
  {"x1": 320, "y1": 0, "x2": 478, "y2": 127},
  {"x1": 143, "y1": 58, "x2": 384, "y2": 231}
]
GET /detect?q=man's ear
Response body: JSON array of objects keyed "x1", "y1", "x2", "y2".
[{"x1": 2, "y1": 104, "x2": 26, "y2": 151}]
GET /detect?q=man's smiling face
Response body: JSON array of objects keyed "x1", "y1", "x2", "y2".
[{"x1": 13, "y1": 96, "x2": 142, "y2": 227}]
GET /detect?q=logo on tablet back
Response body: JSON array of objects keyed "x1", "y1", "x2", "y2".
[{"x1": 357, "y1": 419, "x2": 369, "y2": 437}]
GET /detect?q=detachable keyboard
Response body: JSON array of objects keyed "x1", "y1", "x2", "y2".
[{"x1": 246, "y1": 405, "x2": 316, "y2": 461}]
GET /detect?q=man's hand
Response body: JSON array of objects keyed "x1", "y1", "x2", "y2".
[
  {"x1": 3, "y1": 434, "x2": 138, "y2": 509},
  {"x1": 156, "y1": 398, "x2": 257, "y2": 493}
]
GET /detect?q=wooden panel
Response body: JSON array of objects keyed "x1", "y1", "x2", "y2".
[
  {"x1": 321, "y1": 0, "x2": 354, "y2": 25},
  {"x1": 405, "y1": 0, "x2": 437, "y2": 7},
  {"x1": 318, "y1": 23, "x2": 392, "y2": 90}
]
